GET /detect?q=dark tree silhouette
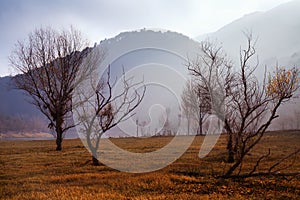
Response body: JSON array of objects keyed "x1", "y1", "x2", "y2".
[{"x1": 9, "y1": 26, "x2": 93, "y2": 150}]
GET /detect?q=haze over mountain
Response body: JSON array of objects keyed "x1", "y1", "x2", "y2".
[{"x1": 196, "y1": 0, "x2": 300, "y2": 71}]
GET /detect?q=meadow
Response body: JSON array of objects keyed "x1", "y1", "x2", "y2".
[{"x1": 0, "y1": 131, "x2": 299, "y2": 199}]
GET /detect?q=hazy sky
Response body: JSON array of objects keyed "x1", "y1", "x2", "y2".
[{"x1": 0, "y1": 0, "x2": 292, "y2": 76}]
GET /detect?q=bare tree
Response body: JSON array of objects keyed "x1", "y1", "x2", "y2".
[
  {"x1": 158, "y1": 107, "x2": 180, "y2": 136},
  {"x1": 188, "y1": 34, "x2": 300, "y2": 178},
  {"x1": 187, "y1": 38, "x2": 234, "y2": 138},
  {"x1": 181, "y1": 79, "x2": 211, "y2": 135},
  {"x1": 181, "y1": 83, "x2": 193, "y2": 135},
  {"x1": 9, "y1": 26, "x2": 92, "y2": 151},
  {"x1": 73, "y1": 62, "x2": 146, "y2": 166},
  {"x1": 158, "y1": 107, "x2": 171, "y2": 136},
  {"x1": 222, "y1": 35, "x2": 299, "y2": 177}
]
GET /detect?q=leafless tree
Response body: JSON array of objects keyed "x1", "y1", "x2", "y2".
[
  {"x1": 181, "y1": 83, "x2": 193, "y2": 135},
  {"x1": 222, "y1": 34, "x2": 299, "y2": 177},
  {"x1": 73, "y1": 60, "x2": 146, "y2": 166},
  {"x1": 188, "y1": 33, "x2": 300, "y2": 178},
  {"x1": 137, "y1": 120, "x2": 148, "y2": 137},
  {"x1": 158, "y1": 107, "x2": 180, "y2": 136},
  {"x1": 187, "y1": 38, "x2": 234, "y2": 137},
  {"x1": 158, "y1": 107, "x2": 171, "y2": 136},
  {"x1": 181, "y1": 79, "x2": 211, "y2": 135},
  {"x1": 9, "y1": 26, "x2": 92, "y2": 150}
]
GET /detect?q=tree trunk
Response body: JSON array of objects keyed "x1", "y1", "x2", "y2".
[
  {"x1": 198, "y1": 106, "x2": 202, "y2": 136},
  {"x1": 55, "y1": 127, "x2": 63, "y2": 151},
  {"x1": 86, "y1": 135, "x2": 100, "y2": 166},
  {"x1": 224, "y1": 159, "x2": 242, "y2": 177},
  {"x1": 187, "y1": 117, "x2": 190, "y2": 136},
  {"x1": 227, "y1": 133, "x2": 234, "y2": 163},
  {"x1": 91, "y1": 148, "x2": 100, "y2": 166},
  {"x1": 199, "y1": 116, "x2": 203, "y2": 136},
  {"x1": 55, "y1": 113, "x2": 64, "y2": 151},
  {"x1": 92, "y1": 155, "x2": 100, "y2": 166}
]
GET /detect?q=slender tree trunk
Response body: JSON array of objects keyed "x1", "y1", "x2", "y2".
[
  {"x1": 227, "y1": 133, "x2": 234, "y2": 163},
  {"x1": 92, "y1": 156, "x2": 100, "y2": 166},
  {"x1": 224, "y1": 158, "x2": 242, "y2": 177},
  {"x1": 91, "y1": 149, "x2": 100, "y2": 166},
  {"x1": 198, "y1": 105, "x2": 205, "y2": 136},
  {"x1": 86, "y1": 135, "x2": 100, "y2": 166},
  {"x1": 199, "y1": 116, "x2": 203, "y2": 136},
  {"x1": 187, "y1": 117, "x2": 190, "y2": 136},
  {"x1": 55, "y1": 116, "x2": 64, "y2": 151}
]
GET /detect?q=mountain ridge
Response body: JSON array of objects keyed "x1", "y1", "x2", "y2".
[{"x1": 195, "y1": 0, "x2": 300, "y2": 69}]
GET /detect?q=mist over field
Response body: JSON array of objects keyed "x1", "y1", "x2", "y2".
[{"x1": 0, "y1": 1, "x2": 299, "y2": 138}]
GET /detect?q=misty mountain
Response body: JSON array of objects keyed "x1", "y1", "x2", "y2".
[{"x1": 196, "y1": 0, "x2": 300, "y2": 71}]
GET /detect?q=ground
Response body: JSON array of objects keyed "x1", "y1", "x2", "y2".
[{"x1": 0, "y1": 131, "x2": 299, "y2": 199}]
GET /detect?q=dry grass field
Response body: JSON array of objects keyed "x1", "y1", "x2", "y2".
[{"x1": 0, "y1": 131, "x2": 299, "y2": 199}]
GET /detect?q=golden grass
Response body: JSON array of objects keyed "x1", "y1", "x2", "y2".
[{"x1": 0, "y1": 131, "x2": 299, "y2": 199}]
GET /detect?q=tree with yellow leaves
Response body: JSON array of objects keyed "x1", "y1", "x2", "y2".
[{"x1": 267, "y1": 67, "x2": 299, "y2": 98}]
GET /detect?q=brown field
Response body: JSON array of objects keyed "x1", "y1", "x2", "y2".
[{"x1": 0, "y1": 131, "x2": 299, "y2": 200}]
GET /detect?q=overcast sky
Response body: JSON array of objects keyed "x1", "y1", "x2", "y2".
[{"x1": 0, "y1": 0, "x2": 292, "y2": 76}]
